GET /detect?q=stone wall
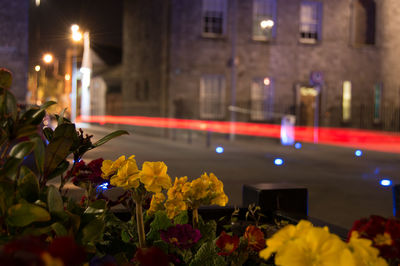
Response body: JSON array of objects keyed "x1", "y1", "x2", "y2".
[
  {"x1": 0, "y1": 0, "x2": 29, "y2": 102},
  {"x1": 122, "y1": 0, "x2": 169, "y2": 116},
  {"x1": 167, "y1": 0, "x2": 381, "y2": 127},
  {"x1": 124, "y1": 0, "x2": 399, "y2": 128}
]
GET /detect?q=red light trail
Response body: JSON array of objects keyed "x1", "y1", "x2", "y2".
[{"x1": 77, "y1": 115, "x2": 400, "y2": 154}]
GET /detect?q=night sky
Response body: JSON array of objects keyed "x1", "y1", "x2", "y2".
[{"x1": 29, "y1": 0, "x2": 123, "y2": 68}]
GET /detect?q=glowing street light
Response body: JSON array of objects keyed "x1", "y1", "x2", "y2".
[
  {"x1": 34, "y1": 65, "x2": 40, "y2": 72},
  {"x1": 71, "y1": 24, "x2": 80, "y2": 32},
  {"x1": 43, "y1": 53, "x2": 53, "y2": 64},
  {"x1": 65, "y1": 74, "x2": 71, "y2": 81},
  {"x1": 72, "y1": 31, "x2": 83, "y2": 42}
]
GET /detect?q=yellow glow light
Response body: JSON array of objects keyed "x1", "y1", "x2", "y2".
[
  {"x1": 34, "y1": 65, "x2": 41, "y2": 72},
  {"x1": 260, "y1": 19, "x2": 274, "y2": 29},
  {"x1": 43, "y1": 53, "x2": 53, "y2": 64},
  {"x1": 72, "y1": 31, "x2": 83, "y2": 42},
  {"x1": 65, "y1": 74, "x2": 71, "y2": 81},
  {"x1": 71, "y1": 24, "x2": 80, "y2": 32},
  {"x1": 263, "y1": 77, "x2": 271, "y2": 86}
]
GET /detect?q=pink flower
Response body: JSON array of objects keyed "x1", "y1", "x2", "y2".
[{"x1": 160, "y1": 224, "x2": 201, "y2": 249}]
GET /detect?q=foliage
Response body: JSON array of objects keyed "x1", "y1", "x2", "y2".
[{"x1": 0, "y1": 68, "x2": 394, "y2": 266}]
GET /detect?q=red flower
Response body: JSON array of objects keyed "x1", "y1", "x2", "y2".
[
  {"x1": 133, "y1": 247, "x2": 170, "y2": 266},
  {"x1": 67, "y1": 158, "x2": 106, "y2": 185},
  {"x1": 349, "y1": 215, "x2": 400, "y2": 259},
  {"x1": 216, "y1": 231, "x2": 239, "y2": 256},
  {"x1": 47, "y1": 237, "x2": 86, "y2": 266},
  {"x1": 243, "y1": 225, "x2": 266, "y2": 251}
]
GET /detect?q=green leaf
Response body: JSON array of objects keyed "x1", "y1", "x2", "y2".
[
  {"x1": 7, "y1": 202, "x2": 51, "y2": 227},
  {"x1": 9, "y1": 141, "x2": 35, "y2": 159},
  {"x1": 146, "y1": 211, "x2": 172, "y2": 242},
  {"x1": 189, "y1": 241, "x2": 223, "y2": 266},
  {"x1": 51, "y1": 222, "x2": 68, "y2": 236},
  {"x1": 0, "y1": 157, "x2": 23, "y2": 180},
  {"x1": 57, "y1": 108, "x2": 67, "y2": 125},
  {"x1": 92, "y1": 130, "x2": 129, "y2": 148},
  {"x1": 84, "y1": 200, "x2": 107, "y2": 214},
  {"x1": 0, "y1": 88, "x2": 17, "y2": 120},
  {"x1": 174, "y1": 210, "x2": 189, "y2": 225},
  {"x1": 0, "y1": 68, "x2": 13, "y2": 89},
  {"x1": 16, "y1": 125, "x2": 39, "y2": 138},
  {"x1": 46, "y1": 160, "x2": 69, "y2": 181},
  {"x1": 81, "y1": 218, "x2": 105, "y2": 244},
  {"x1": 40, "y1": 101, "x2": 57, "y2": 111},
  {"x1": 198, "y1": 220, "x2": 217, "y2": 244},
  {"x1": 18, "y1": 166, "x2": 39, "y2": 203},
  {"x1": 43, "y1": 127, "x2": 54, "y2": 142},
  {"x1": 153, "y1": 239, "x2": 169, "y2": 253},
  {"x1": 22, "y1": 225, "x2": 52, "y2": 236},
  {"x1": 31, "y1": 136, "x2": 45, "y2": 175},
  {"x1": 0, "y1": 179, "x2": 14, "y2": 216},
  {"x1": 47, "y1": 185, "x2": 64, "y2": 214},
  {"x1": 44, "y1": 124, "x2": 75, "y2": 177}
]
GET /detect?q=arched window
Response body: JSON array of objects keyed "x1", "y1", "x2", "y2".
[{"x1": 351, "y1": 0, "x2": 376, "y2": 45}]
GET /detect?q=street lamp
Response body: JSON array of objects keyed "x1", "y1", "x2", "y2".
[
  {"x1": 69, "y1": 24, "x2": 83, "y2": 123},
  {"x1": 42, "y1": 52, "x2": 59, "y2": 76}
]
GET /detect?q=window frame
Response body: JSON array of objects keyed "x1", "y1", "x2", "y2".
[
  {"x1": 201, "y1": 0, "x2": 228, "y2": 38},
  {"x1": 250, "y1": 77, "x2": 274, "y2": 121},
  {"x1": 199, "y1": 74, "x2": 226, "y2": 119},
  {"x1": 299, "y1": 1, "x2": 322, "y2": 44},
  {"x1": 252, "y1": 0, "x2": 277, "y2": 42}
]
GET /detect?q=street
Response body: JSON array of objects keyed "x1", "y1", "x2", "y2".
[{"x1": 74, "y1": 123, "x2": 400, "y2": 230}]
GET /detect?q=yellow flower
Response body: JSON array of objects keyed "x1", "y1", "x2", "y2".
[
  {"x1": 165, "y1": 198, "x2": 187, "y2": 219},
  {"x1": 211, "y1": 193, "x2": 228, "y2": 206},
  {"x1": 374, "y1": 232, "x2": 393, "y2": 246},
  {"x1": 110, "y1": 157, "x2": 140, "y2": 189},
  {"x1": 148, "y1": 193, "x2": 166, "y2": 215},
  {"x1": 139, "y1": 161, "x2": 172, "y2": 193},
  {"x1": 341, "y1": 231, "x2": 388, "y2": 266},
  {"x1": 185, "y1": 173, "x2": 209, "y2": 200},
  {"x1": 101, "y1": 155, "x2": 134, "y2": 179},
  {"x1": 259, "y1": 220, "x2": 314, "y2": 260},
  {"x1": 274, "y1": 226, "x2": 346, "y2": 266},
  {"x1": 209, "y1": 172, "x2": 224, "y2": 193},
  {"x1": 167, "y1": 176, "x2": 188, "y2": 201}
]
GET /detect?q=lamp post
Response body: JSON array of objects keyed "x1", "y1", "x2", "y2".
[
  {"x1": 34, "y1": 65, "x2": 40, "y2": 104},
  {"x1": 70, "y1": 24, "x2": 83, "y2": 123}
]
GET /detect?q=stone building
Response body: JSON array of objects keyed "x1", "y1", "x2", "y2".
[
  {"x1": 0, "y1": 0, "x2": 29, "y2": 102},
  {"x1": 123, "y1": 0, "x2": 400, "y2": 130}
]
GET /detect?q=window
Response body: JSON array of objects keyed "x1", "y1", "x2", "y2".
[
  {"x1": 200, "y1": 75, "x2": 226, "y2": 119},
  {"x1": 202, "y1": 0, "x2": 227, "y2": 36},
  {"x1": 351, "y1": 0, "x2": 376, "y2": 46},
  {"x1": 342, "y1": 81, "x2": 352, "y2": 122},
  {"x1": 253, "y1": 0, "x2": 276, "y2": 41},
  {"x1": 250, "y1": 77, "x2": 274, "y2": 120},
  {"x1": 299, "y1": 1, "x2": 322, "y2": 44}
]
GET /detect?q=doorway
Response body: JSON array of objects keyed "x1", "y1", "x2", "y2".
[{"x1": 298, "y1": 86, "x2": 319, "y2": 126}]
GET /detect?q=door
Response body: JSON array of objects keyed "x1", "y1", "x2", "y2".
[{"x1": 299, "y1": 86, "x2": 318, "y2": 126}]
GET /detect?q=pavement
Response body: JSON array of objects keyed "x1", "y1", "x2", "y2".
[{"x1": 64, "y1": 123, "x2": 400, "y2": 230}]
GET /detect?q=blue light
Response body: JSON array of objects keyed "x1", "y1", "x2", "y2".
[
  {"x1": 380, "y1": 179, "x2": 392, "y2": 187},
  {"x1": 294, "y1": 142, "x2": 302, "y2": 149},
  {"x1": 216, "y1": 146, "x2": 224, "y2": 154},
  {"x1": 355, "y1": 150, "x2": 363, "y2": 157},
  {"x1": 274, "y1": 158, "x2": 284, "y2": 166},
  {"x1": 96, "y1": 182, "x2": 109, "y2": 193}
]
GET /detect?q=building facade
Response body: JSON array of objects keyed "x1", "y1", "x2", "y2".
[
  {"x1": 0, "y1": 0, "x2": 29, "y2": 102},
  {"x1": 123, "y1": 0, "x2": 400, "y2": 130}
]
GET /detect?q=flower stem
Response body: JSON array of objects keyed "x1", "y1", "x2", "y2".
[
  {"x1": 135, "y1": 200, "x2": 146, "y2": 248},
  {"x1": 193, "y1": 208, "x2": 199, "y2": 228}
]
